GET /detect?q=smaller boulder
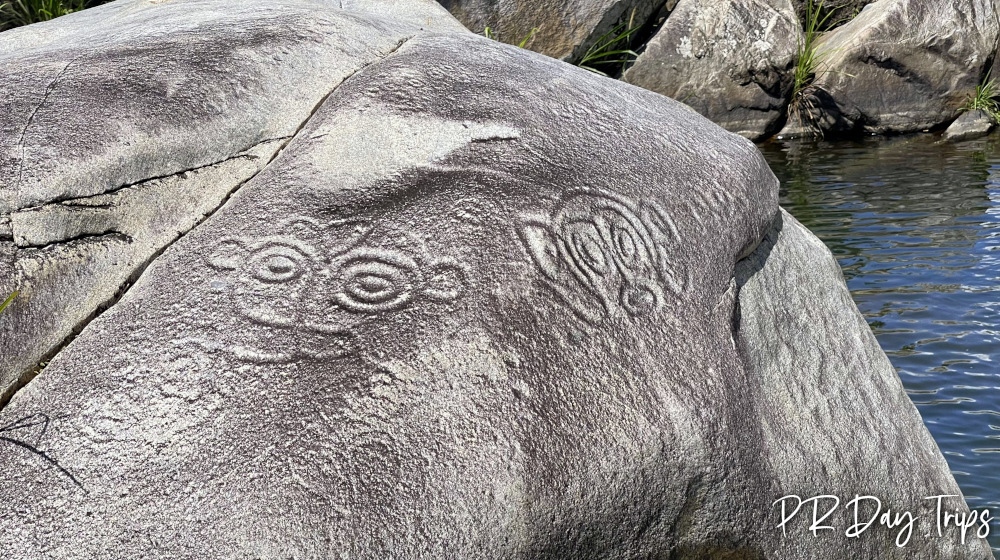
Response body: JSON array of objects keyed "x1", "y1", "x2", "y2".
[
  {"x1": 943, "y1": 110, "x2": 994, "y2": 142},
  {"x1": 622, "y1": 0, "x2": 801, "y2": 140},
  {"x1": 799, "y1": 0, "x2": 998, "y2": 136}
]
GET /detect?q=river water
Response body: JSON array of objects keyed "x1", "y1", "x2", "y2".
[{"x1": 760, "y1": 133, "x2": 1000, "y2": 554}]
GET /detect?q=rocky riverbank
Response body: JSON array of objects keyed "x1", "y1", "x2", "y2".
[
  {"x1": 0, "y1": 0, "x2": 993, "y2": 557},
  {"x1": 440, "y1": 0, "x2": 1000, "y2": 141}
]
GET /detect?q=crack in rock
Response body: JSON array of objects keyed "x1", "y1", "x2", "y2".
[
  {"x1": 0, "y1": 140, "x2": 282, "y2": 408},
  {"x1": 15, "y1": 56, "x2": 82, "y2": 192},
  {"x1": 0, "y1": 34, "x2": 422, "y2": 411}
]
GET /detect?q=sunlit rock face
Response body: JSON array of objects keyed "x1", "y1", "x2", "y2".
[
  {"x1": 0, "y1": 1, "x2": 991, "y2": 558},
  {"x1": 0, "y1": 0, "x2": 463, "y2": 397}
]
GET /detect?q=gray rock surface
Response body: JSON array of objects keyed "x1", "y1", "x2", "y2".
[
  {"x1": 789, "y1": 0, "x2": 999, "y2": 136},
  {"x1": 623, "y1": 0, "x2": 802, "y2": 140},
  {"x1": 435, "y1": 0, "x2": 665, "y2": 62},
  {"x1": 0, "y1": 0, "x2": 991, "y2": 558},
  {"x1": 0, "y1": 0, "x2": 462, "y2": 402},
  {"x1": 942, "y1": 109, "x2": 995, "y2": 142}
]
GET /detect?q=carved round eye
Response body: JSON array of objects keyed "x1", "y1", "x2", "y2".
[
  {"x1": 249, "y1": 244, "x2": 308, "y2": 283},
  {"x1": 609, "y1": 218, "x2": 654, "y2": 271},
  {"x1": 266, "y1": 255, "x2": 296, "y2": 275},
  {"x1": 350, "y1": 272, "x2": 397, "y2": 303}
]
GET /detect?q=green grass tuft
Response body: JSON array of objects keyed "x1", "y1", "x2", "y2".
[
  {"x1": 577, "y1": 19, "x2": 641, "y2": 77},
  {"x1": 0, "y1": 0, "x2": 108, "y2": 31},
  {"x1": 791, "y1": 0, "x2": 837, "y2": 102},
  {"x1": 787, "y1": 0, "x2": 858, "y2": 134},
  {"x1": 482, "y1": 26, "x2": 539, "y2": 49},
  {"x1": 0, "y1": 291, "x2": 17, "y2": 315},
  {"x1": 517, "y1": 27, "x2": 538, "y2": 48},
  {"x1": 961, "y1": 74, "x2": 1000, "y2": 123}
]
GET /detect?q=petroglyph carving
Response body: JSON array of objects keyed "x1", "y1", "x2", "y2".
[
  {"x1": 202, "y1": 217, "x2": 466, "y2": 363},
  {"x1": 521, "y1": 189, "x2": 684, "y2": 323}
]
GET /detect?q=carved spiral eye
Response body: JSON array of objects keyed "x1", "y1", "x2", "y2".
[
  {"x1": 611, "y1": 221, "x2": 655, "y2": 272},
  {"x1": 249, "y1": 244, "x2": 308, "y2": 283}
]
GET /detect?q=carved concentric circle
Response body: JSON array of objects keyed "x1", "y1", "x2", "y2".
[
  {"x1": 565, "y1": 221, "x2": 610, "y2": 277},
  {"x1": 335, "y1": 250, "x2": 420, "y2": 313},
  {"x1": 620, "y1": 279, "x2": 661, "y2": 317}
]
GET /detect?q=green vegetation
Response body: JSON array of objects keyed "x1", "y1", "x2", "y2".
[
  {"x1": 577, "y1": 20, "x2": 641, "y2": 77},
  {"x1": 961, "y1": 74, "x2": 1000, "y2": 123},
  {"x1": 791, "y1": 0, "x2": 837, "y2": 103},
  {"x1": 482, "y1": 11, "x2": 642, "y2": 78},
  {"x1": 788, "y1": 0, "x2": 858, "y2": 134},
  {"x1": 0, "y1": 0, "x2": 108, "y2": 31},
  {"x1": 482, "y1": 26, "x2": 539, "y2": 49},
  {"x1": 0, "y1": 291, "x2": 16, "y2": 315}
]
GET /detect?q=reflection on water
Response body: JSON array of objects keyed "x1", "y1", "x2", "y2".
[{"x1": 760, "y1": 133, "x2": 1000, "y2": 554}]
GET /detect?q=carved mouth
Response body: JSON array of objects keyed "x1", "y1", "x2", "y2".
[
  {"x1": 224, "y1": 327, "x2": 358, "y2": 364},
  {"x1": 620, "y1": 280, "x2": 662, "y2": 318}
]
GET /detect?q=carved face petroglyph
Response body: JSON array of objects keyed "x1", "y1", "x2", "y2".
[
  {"x1": 202, "y1": 217, "x2": 466, "y2": 363},
  {"x1": 521, "y1": 189, "x2": 683, "y2": 323}
]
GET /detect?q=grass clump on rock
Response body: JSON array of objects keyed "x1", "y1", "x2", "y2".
[
  {"x1": 961, "y1": 74, "x2": 1000, "y2": 123},
  {"x1": 790, "y1": 0, "x2": 836, "y2": 107},
  {"x1": 786, "y1": 0, "x2": 856, "y2": 135},
  {"x1": 0, "y1": 0, "x2": 107, "y2": 31},
  {"x1": 577, "y1": 20, "x2": 642, "y2": 77}
]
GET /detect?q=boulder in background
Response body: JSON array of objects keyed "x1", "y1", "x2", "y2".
[
  {"x1": 787, "y1": 0, "x2": 999, "y2": 136},
  {"x1": 435, "y1": 0, "x2": 666, "y2": 62},
  {"x1": 623, "y1": 0, "x2": 802, "y2": 140},
  {"x1": 943, "y1": 109, "x2": 995, "y2": 142}
]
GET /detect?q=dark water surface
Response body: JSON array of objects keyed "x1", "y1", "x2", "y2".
[{"x1": 760, "y1": 134, "x2": 1000, "y2": 554}]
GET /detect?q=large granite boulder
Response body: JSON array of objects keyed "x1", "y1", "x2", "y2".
[
  {"x1": 435, "y1": 0, "x2": 665, "y2": 62},
  {"x1": 623, "y1": 0, "x2": 802, "y2": 140},
  {"x1": 0, "y1": 0, "x2": 991, "y2": 558},
  {"x1": 785, "y1": 0, "x2": 999, "y2": 136}
]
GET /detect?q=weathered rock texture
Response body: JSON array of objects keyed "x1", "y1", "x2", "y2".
[
  {"x1": 0, "y1": 0, "x2": 462, "y2": 402},
  {"x1": 623, "y1": 0, "x2": 802, "y2": 140},
  {"x1": 943, "y1": 109, "x2": 994, "y2": 142},
  {"x1": 436, "y1": 0, "x2": 665, "y2": 62},
  {"x1": 0, "y1": 0, "x2": 991, "y2": 558},
  {"x1": 790, "y1": 0, "x2": 999, "y2": 136}
]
